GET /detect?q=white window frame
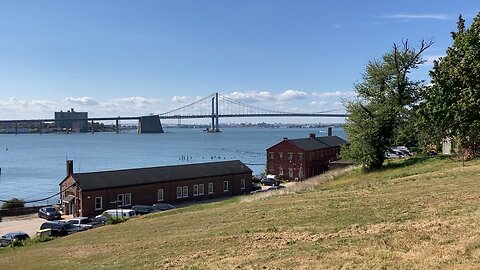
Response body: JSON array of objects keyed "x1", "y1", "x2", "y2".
[
  {"x1": 240, "y1": 179, "x2": 245, "y2": 190},
  {"x1": 117, "y1": 194, "x2": 124, "y2": 206},
  {"x1": 208, "y1": 182, "x2": 214, "y2": 194},
  {"x1": 279, "y1": 152, "x2": 283, "y2": 159},
  {"x1": 288, "y1": 152, "x2": 293, "y2": 160},
  {"x1": 95, "y1": 197, "x2": 103, "y2": 210},
  {"x1": 288, "y1": 168, "x2": 294, "y2": 178},
  {"x1": 158, "y1": 189, "x2": 164, "y2": 202},
  {"x1": 124, "y1": 193, "x2": 131, "y2": 206},
  {"x1": 223, "y1": 181, "x2": 229, "y2": 192},
  {"x1": 182, "y1": 186, "x2": 188, "y2": 198},
  {"x1": 279, "y1": 167, "x2": 284, "y2": 176},
  {"x1": 199, "y1": 184, "x2": 204, "y2": 195},
  {"x1": 269, "y1": 152, "x2": 274, "y2": 160},
  {"x1": 298, "y1": 153, "x2": 303, "y2": 161},
  {"x1": 176, "y1": 187, "x2": 183, "y2": 199},
  {"x1": 193, "y1": 185, "x2": 199, "y2": 196}
]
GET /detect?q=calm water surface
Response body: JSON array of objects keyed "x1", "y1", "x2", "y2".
[{"x1": 0, "y1": 127, "x2": 346, "y2": 204}]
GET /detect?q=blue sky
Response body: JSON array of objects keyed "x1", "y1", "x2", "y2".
[{"x1": 0, "y1": 1, "x2": 478, "y2": 123}]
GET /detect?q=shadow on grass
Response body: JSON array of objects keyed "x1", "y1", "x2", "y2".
[{"x1": 382, "y1": 155, "x2": 450, "y2": 170}]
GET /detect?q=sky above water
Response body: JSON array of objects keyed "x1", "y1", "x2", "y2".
[{"x1": 0, "y1": 1, "x2": 478, "y2": 122}]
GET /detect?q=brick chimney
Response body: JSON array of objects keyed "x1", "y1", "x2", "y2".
[
  {"x1": 327, "y1": 127, "x2": 333, "y2": 136},
  {"x1": 66, "y1": 160, "x2": 74, "y2": 177},
  {"x1": 309, "y1": 133, "x2": 316, "y2": 138},
  {"x1": 283, "y1": 137, "x2": 288, "y2": 140}
]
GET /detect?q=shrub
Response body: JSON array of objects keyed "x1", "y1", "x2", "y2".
[
  {"x1": 9, "y1": 236, "x2": 55, "y2": 249},
  {"x1": 105, "y1": 216, "x2": 126, "y2": 225},
  {"x1": 1, "y1": 198, "x2": 25, "y2": 210}
]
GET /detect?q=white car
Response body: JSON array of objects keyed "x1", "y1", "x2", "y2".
[{"x1": 66, "y1": 217, "x2": 94, "y2": 229}]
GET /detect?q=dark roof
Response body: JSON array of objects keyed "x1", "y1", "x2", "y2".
[
  {"x1": 316, "y1": 136, "x2": 348, "y2": 147},
  {"x1": 288, "y1": 138, "x2": 330, "y2": 151},
  {"x1": 72, "y1": 160, "x2": 252, "y2": 191},
  {"x1": 287, "y1": 135, "x2": 347, "y2": 151}
]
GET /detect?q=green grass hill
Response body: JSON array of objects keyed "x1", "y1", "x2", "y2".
[{"x1": 1, "y1": 157, "x2": 480, "y2": 269}]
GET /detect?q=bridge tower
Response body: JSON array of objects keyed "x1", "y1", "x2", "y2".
[{"x1": 208, "y1": 92, "x2": 220, "y2": 133}]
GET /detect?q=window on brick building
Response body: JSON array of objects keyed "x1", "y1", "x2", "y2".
[
  {"x1": 95, "y1": 197, "x2": 102, "y2": 210},
  {"x1": 158, "y1": 189, "x2": 164, "y2": 201},
  {"x1": 208, "y1": 182, "x2": 214, "y2": 194}
]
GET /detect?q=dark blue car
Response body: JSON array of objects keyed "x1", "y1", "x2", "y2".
[{"x1": 38, "y1": 207, "x2": 61, "y2": 220}]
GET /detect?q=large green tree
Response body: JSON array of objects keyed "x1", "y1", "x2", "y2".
[
  {"x1": 342, "y1": 40, "x2": 432, "y2": 169},
  {"x1": 420, "y1": 14, "x2": 480, "y2": 158}
]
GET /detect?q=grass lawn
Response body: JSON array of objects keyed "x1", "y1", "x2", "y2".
[{"x1": 1, "y1": 156, "x2": 480, "y2": 269}]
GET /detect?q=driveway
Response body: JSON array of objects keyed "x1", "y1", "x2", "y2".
[{"x1": 0, "y1": 214, "x2": 72, "y2": 238}]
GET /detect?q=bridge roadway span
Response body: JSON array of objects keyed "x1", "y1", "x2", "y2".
[{"x1": 0, "y1": 113, "x2": 347, "y2": 123}]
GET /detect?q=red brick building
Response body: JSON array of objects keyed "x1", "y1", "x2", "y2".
[
  {"x1": 266, "y1": 133, "x2": 347, "y2": 181},
  {"x1": 60, "y1": 160, "x2": 252, "y2": 217}
]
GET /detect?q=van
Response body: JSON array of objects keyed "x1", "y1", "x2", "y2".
[{"x1": 97, "y1": 209, "x2": 136, "y2": 219}]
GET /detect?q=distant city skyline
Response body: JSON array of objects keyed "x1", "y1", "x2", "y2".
[{"x1": 0, "y1": 1, "x2": 478, "y2": 121}]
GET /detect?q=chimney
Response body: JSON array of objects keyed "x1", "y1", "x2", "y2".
[
  {"x1": 66, "y1": 160, "x2": 74, "y2": 177},
  {"x1": 309, "y1": 133, "x2": 316, "y2": 138},
  {"x1": 283, "y1": 137, "x2": 288, "y2": 141},
  {"x1": 327, "y1": 127, "x2": 333, "y2": 136}
]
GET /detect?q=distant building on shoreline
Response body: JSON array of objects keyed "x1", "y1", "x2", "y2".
[
  {"x1": 54, "y1": 108, "x2": 88, "y2": 132},
  {"x1": 266, "y1": 128, "x2": 348, "y2": 181}
]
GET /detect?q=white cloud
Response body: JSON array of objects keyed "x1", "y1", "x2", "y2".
[
  {"x1": 278, "y1": 90, "x2": 307, "y2": 101},
  {"x1": 381, "y1": 14, "x2": 448, "y2": 20},
  {"x1": 311, "y1": 101, "x2": 327, "y2": 106},
  {"x1": 65, "y1": 97, "x2": 99, "y2": 106},
  {"x1": 172, "y1": 96, "x2": 190, "y2": 103},
  {"x1": 115, "y1": 97, "x2": 152, "y2": 105},
  {"x1": 313, "y1": 91, "x2": 343, "y2": 97},
  {"x1": 225, "y1": 91, "x2": 273, "y2": 102}
]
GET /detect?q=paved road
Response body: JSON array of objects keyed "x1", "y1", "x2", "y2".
[{"x1": 0, "y1": 214, "x2": 73, "y2": 238}]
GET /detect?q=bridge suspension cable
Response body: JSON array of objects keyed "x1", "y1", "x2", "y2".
[{"x1": 159, "y1": 93, "x2": 215, "y2": 116}]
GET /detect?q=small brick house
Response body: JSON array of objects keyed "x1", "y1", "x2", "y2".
[
  {"x1": 60, "y1": 160, "x2": 252, "y2": 217},
  {"x1": 266, "y1": 131, "x2": 347, "y2": 181}
]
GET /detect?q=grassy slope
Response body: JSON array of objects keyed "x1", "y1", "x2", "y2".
[{"x1": 2, "y1": 157, "x2": 480, "y2": 269}]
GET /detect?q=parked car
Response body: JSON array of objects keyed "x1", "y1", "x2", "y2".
[
  {"x1": 152, "y1": 203, "x2": 175, "y2": 211},
  {"x1": 131, "y1": 205, "x2": 156, "y2": 215},
  {"x1": 267, "y1": 185, "x2": 286, "y2": 191},
  {"x1": 90, "y1": 216, "x2": 107, "y2": 227},
  {"x1": 260, "y1": 178, "x2": 280, "y2": 186},
  {"x1": 250, "y1": 189, "x2": 267, "y2": 194},
  {"x1": 0, "y1": 231, "x2": 30, "y2": 247},
  {"x1": 67, "y1": 217, "x2": 94, "y2": 229},
  {"x1": 38, "y1": 207, "x2": 61, "y2": 220},
  {"x1": 96, "y1": 209, "x2": 137, "y2": 219},
  {"x1": 39, "y1": 221, "x2": 86, "y2": 237},
  {"x1": 251, "y1": 183, "x2": 262, "y2": 191}
]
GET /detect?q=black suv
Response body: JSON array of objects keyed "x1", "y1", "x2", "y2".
[
  {"x1": 152, "y1": 203, "x2": 175, "y2": 211},
  {"x1": 0, "y1": 231, "x2": 30, "y2": 247},
  {"x1": 131, "y1": 205, "x2": 156, "y2": 215},
  {"x1": 39, "y1": 221, "x2": 86, "y2": 237},
  {"x1": 260, "y1": 178, "x2": 280, "y2": 186},
  {"x1": 38, "y1": 207, "x2": 61, "y2": 220}
]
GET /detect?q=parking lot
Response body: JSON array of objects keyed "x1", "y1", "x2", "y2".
[{"x1": 0, "y1": 214, "x2": 73, "y2": 238}]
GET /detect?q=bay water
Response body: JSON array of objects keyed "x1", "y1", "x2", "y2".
[{"x1": 0, "y1": 127, "x2": 346, "y2": 204}]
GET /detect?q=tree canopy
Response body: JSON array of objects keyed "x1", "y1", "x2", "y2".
[
  {"x1": 342, "y1": 40, "x2": 432, "y2": 170},
  {"x1": 420, "y1": 14, "x2": 480, "y2": 157}
]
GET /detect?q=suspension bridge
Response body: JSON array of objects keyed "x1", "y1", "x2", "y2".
[{"x1": 0, "y1": 92, "x2": 347, "y2": 133}]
